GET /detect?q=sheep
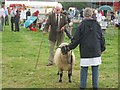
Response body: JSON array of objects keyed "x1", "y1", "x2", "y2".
[{"x1": 54, "y1": 43, "x2": 75, "y2": 83}]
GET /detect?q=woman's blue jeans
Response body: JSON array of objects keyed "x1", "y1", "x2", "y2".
[{"x1": 80, "y1": 66, "x2": 99, "y2": 89}]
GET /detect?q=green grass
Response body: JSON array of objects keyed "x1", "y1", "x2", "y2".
[{"x1": 1, "y1": 25, "x2": 118, "y2": 88}]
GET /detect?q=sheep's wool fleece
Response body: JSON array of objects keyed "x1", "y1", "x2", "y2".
[{"x1": 54, "y1": 43, "x2": 75, "y2": 71}]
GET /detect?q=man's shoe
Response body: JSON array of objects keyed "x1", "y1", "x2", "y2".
[{"x1": 46, "y1": 63, "x2": 53, "y2": 66}]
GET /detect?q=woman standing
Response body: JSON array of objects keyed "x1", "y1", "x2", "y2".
[{"x1": 61, "y1": 7, "x2": 106, "y2": 89}]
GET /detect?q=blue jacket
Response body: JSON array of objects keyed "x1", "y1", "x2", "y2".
[{"x1": 68, "y1": 19, "x2": 106, "y2": 58}]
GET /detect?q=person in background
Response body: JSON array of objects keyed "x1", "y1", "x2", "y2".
[
  {"x1": 92, "y1": 10, "x2": 97, "y2": 20},
  {"x1": 106, "y1": 11, "x2": 111, "y2": 25},
  {"x1": 14, "y1": 10, "x2": 20, "y2": 32},
  {"x1": 118, "y1": 11, "x2": 120, "y2": 29},
  {"x1": 43, "y1": 3, "x2": 68, "y2": 66},
  {"x1": 111, "y1": 12, "x2": 115, "y2": 20},
  {"x1": 80, "y1": 9, "x2": 84, "y2": 20},
  {"x1": 96, "y1": 10, "x2": 102, "y2": 23},
  {"x1": 8, "y1": 7, "x2": 11, "y2": 15},
  {"x1": 0, "y1": 4, "x2": 5, "y2": 31},
  {"x1": 73, "y1": 8, "x2": 78, "y2": 18},
  {"x1": 111, "y1": 12, "x2": 115, "y2": 25},
  {"x1": 32, "y1": 10, "x2": 39, "y2": 27},
  {"x1": 100, "y1": 10, "x2": 104, "y2": 16},
  {"x1": 69, "y1": 9, "x2": 74, "y2": 18},
  {"x1": 20, "y1": 7, "x2": 26, "y2": 23},
  {"x1": 5, "y1": 7, "x2": 9, "y2": 25},
  {"x1": 26, "y1": 9, "x2": 31, "y2": 20},
  {"x1": 60, "y1": 7, "x2": 106, "y2": 89},
  {"x1": 62, "y1": 8, "x2": 73, "y2": 36},
  {"x1": 10, "y1": 6, "x2": 16, "y2": 31}
]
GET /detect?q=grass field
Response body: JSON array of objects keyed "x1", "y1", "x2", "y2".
[{"x1": 1, "y1": 24, "x2": 119, "y2": 88}]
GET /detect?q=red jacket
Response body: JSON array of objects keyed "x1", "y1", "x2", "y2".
[{"x1": 33, "y1": 10, "x2": 39, "y2": 16}]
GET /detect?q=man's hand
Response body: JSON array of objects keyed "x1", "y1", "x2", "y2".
[
  {"x1": 69, "y1": 22, "x2": 73, "y2": 26},
  {"x1": 60, "y1": 27, "x2": 65, "y2": 31},
  {"x1": 61, "y1": 45, "x2": 70, "y2": 55}
]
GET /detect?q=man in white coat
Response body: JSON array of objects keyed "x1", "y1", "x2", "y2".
[
  {"x1": 0, "y1": 4, "x2": 5, "y2": 31},
  {"x1": 20, "y1": 8, "x2": 26, "y2": 23},
  {"x1": 96, "y1": 10, "x2": 102, "y2": 23}
]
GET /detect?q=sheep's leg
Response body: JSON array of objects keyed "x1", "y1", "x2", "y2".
[
  {"x1": 59, "y1": 73, "x2": 63, "y2": 82},
  {"x1": 57, "y1": 71, "x2": 59, "y2": 75},
  {"x1": 59, "y1": 71, "x2": 63, "y2": 82},
  {"x1": 68, "y1": 71, "x2": 72, "y2": 83}
]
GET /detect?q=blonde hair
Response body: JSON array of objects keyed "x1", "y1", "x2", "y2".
[{"x1": 84, "y1": 7, "x2": 93, "y2": 17}]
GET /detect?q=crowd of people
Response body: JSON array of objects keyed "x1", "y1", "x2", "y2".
[
  {"x1": 0, "y1": 3, "x2": 42, "y2": 31},
  {"x1": 0, "y1": 2, "x2": 120, "y2": 31}
]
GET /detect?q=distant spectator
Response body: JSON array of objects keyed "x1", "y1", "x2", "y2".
[
  {"x1": 92, "y1": 10, "x2": 97, "y2": 20},
  {"x1": 20, "y1": 8, "x2": 26, "y2": 23},
  {"x1": 32, "y1": 10, "x2": 39, "y2": 17},
  {"x1": 100, "y1": 10, "x2": 104, "y2": 16},
  {"x1": 10, "y1": 6, "x2": 16, "y2": 31},
  {"x1": 106, "y1": 11, "x2": 111, "y2": 24},
  {"x1": 73, "y1": 8, "x2": 78, "y2": 18},
  {"x1": 96, "y1": 10, "x2": 102, "y2": 23},
  {"x1": 5, "y1": 7, "x2": 9, "y2": 25},
  {"x1": 26, "y1": 9, "x2": 31, "y2": 20},
  {"x1": 14, "y1": 10, "x2": 20, "y2": 32},
  {"x1": 32, "y1": 10, "x2": 39, "y2": 27},
  {"x1": 69, "y1": 9, "x2": 74, "y2": 18},
  {"x1": 0, "y1": 5, "x2": 5, "y2": 31},
  {"x1": 110, "y1": 12, "x2": 115, "y2": 25},
  {"x1": 62, "y1": 8, "x2": 73, "y2": 35},
  {"x1": 62, "y1": 8, "x2": 71, "y2": 23},
  {"x1": 111, "y1": 12, "x2": 115, "y2": 20},
  {"x1": 118, "y1": 11, "x2": 120, "y2": 29},
  {"x1": 80, "y1": 9, "x2": 84, "y2": 20}
]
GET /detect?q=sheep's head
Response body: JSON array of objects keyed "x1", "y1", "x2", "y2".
[
  {"x1": 58, "y1": 43, "x2": 73, "y2": 64},
  {"x1": 59, "y1": 43, "x2": 71, "y2": 55}
]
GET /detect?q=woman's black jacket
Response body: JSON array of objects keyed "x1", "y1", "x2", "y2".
[{"x1": 68, "y1": 19, "x2": 106, "y2": 58}]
